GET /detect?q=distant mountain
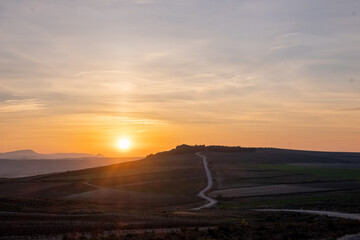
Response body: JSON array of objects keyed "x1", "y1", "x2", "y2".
[
  {"x1": 0, "y1": 149, "x2": 104, "y2": 160},
  {"x1": 0, "y1": 149, "x2": 142, "y2": 178}
]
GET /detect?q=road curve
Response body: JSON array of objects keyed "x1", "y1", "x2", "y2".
[
  {"x1": 256, "y1": 209, "x2": 360, "y2": 221},
  {"x1": 191, "y1": 152, "x2": 217, "y2": 211}
]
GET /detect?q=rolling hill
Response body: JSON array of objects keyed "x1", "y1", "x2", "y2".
[
  {"x1": 1, "y1": 145, "x2": 360, "y2": 239},
  {"x1": 0, "y1": 157, "x2": 141, "y2": 178},
  {"x1": 1, "y1": 145, "x2": 360, "y2": 210},
  {"x1": 0, "y1": 152, "x2": 205, "y2": 209}
]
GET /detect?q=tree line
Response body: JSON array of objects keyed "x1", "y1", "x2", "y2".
[{"x1": 146, "y1": 144, "x2": 256, "y2": 158}]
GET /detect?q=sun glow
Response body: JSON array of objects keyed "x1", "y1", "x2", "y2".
[{"x1": 118, "y1": 138, "x2": 130, "y2": 150}]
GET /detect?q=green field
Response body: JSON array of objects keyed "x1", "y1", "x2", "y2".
[
  {"x1": 252, "y1": 164, "x2": 360, "y2": 180},
  {"x1": 1, "y1": 147, "x2": 360, "y2": 239},
  {"x1": 218, "y1": 190, "x2": 360, "y2": 212}
]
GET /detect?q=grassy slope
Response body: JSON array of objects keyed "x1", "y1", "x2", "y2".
[
  {"x1": 1, "y1": 148, "x2": 360, "y2": 212},
  {"x1": 0, "y1": 153, "x2": 205, "y2": 209},
  {"x1": 1, "y1": 147, "x2": 360, "y2": 238},
  {"x1": 29, "y1": 154, "x2": 202, "y2": 181}
]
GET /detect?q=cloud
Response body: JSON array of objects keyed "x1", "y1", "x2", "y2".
[
  {"x1": 0, "y1": 99, "x2": 44, "y2": 112},
  {"x1": 0, "y1": 0, "x2": 360, "y2": 126},
  {"x1": 0, "y1": 89, "x2": 18, "y2": 102},
  {"x1": 340, "y1": 108, "x2": 360, "y2": 111}
]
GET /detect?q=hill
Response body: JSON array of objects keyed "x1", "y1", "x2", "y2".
[
  {"x1": 146, "y1": 144, "x2": 256, "y2": 158},
  {"x1": 2, "y1": 145, "x2": 360, "y2": 210},
  {"x1": 0, "y1": 157, "x2": 141, "y2": 178},
  {"x1": 1, "y1": 146, "x2": 360, "y2": 239},
  {"x1": 0, "y1": 152, "x2": 205, "y2": 209},
  {"x1": 0, "y1": 149, "x2": 104, "y2": 160}
]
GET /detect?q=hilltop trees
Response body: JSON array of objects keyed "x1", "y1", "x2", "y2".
[{"x1": 146, "y1": 144, "x2": 256, "y2": 158}]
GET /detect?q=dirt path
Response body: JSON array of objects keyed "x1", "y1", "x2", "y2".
[
  {"x1": 83, "y1": 152, "x2": 218, "y2": 210},
  {"x1": 83, "y1": 182, "x2": 99, "y2": 188},
  {"x1": 256, "y1": 209, "x2": 360, "y2": 221},
  {"x1": 191, "y1": 152, "x2": 217, "y2": 211}
]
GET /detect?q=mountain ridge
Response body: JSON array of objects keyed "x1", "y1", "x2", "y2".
[{"x1": 0, "y1": 149, "x2": 104, "y2": 160}]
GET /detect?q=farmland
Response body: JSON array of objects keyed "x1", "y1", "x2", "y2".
[{"x1": 0, "y1": 146, "x2": 360, "y2": 239}]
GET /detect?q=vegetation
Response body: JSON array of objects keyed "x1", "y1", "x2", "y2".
[
  {"x1": 1, "y1": 147, "x2": 360, "y2": 239},
  {"x1": 146, "y1": 144, "x2": 256, "y2": 159},
  {"x1": 252, "y1": 164, "x2": 360, "y2": 180},
  {"x1": 218, "y1": 190, "x2": 360, "y2": 212},
  {"x1": 60, "y1": 214, "x2": 360, "y2": 240}
]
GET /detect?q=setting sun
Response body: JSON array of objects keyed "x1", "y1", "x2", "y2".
[{"x1": 118, "y1": 139, "x2": 130, "y2": 150}]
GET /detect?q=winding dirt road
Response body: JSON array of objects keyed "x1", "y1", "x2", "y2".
[{"x1": 191, "y1": 152, "x2": 217, "y2": 211}]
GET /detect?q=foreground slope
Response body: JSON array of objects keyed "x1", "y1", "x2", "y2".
[
  {"x1": 1, "y1": 146, "x2": 360, "y2": 212},
  {"x1": 0, "y1": 153, "x2": 205, "y2": 209},
  {"x1": 1, "y1": 146, "x2": 360, "y2": 239},
  {"x1": 0, "y1": 157, "x2": 141, "y2": 178}
]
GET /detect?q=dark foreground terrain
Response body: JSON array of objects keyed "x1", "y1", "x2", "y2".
[{"x1": 0, "y1": 145, "x2": 360, "y2": 239}]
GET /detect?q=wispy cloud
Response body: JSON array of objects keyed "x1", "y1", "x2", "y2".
[
  {"x1": 0, "y1": 0, "x2": 360, "y2": 153},
  {"x1": 339, "y1": 108, "x2": 360, "y2": 111},
  {"x1": 0, "y1": 99, "x2": 44, "y2": 112}
]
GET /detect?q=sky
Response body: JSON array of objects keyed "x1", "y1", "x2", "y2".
[{"x1": 0, "y1": 0, "x2": 359, "y2": 156}]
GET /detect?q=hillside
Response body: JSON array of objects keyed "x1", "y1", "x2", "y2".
[
  {"x1": 0, "y1": 157, "x2": 142, "y2": 178},
  {"x1": 0, "y1": 153, "x2": 205, "y2": 209},
  {"x1": 1, "y1": 146, "x2": 359, "y2": 210},
  {"x1": 1, "y1": 146, "x2": 360, "y2": 239}
]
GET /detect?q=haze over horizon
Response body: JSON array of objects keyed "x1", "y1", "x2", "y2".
[{"x1": 1, "y1": 0, "x2": 359, "y2": 156}]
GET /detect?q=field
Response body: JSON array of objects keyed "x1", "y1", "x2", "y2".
[
  {"x1": 1, "y1": 147, "x2": 360, "y2": 239},
  {"x1": 209, "y1": 184, "x2": 329, "y2": 198},
  {"x1": 206, "y1": 150, "x2": 360, "y2": 211},
  {"x1": 252, "y1": 163, "x2": 360, "y2": 180},
  {"x1": 0, "y1": 153, "x2": 205, "y2": 209}
]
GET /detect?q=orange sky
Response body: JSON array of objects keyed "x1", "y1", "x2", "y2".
[
  {"x1": 1, "y1": 109, "x2": 359, "y2": 156},
  {"x1": 0, "y1": 1, "x2": 359, "y2": 156}
]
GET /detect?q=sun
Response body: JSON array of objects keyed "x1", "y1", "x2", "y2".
[{"x1": 118, "y1": 138, "x2": 130, "y2": 150}]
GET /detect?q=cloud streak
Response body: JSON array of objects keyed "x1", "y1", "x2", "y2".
[
  {"x1": 0, "y1": 99, "x2": 44, "y2": 112},
  {"x1": 0, "y1": 0, "x2": 360, "y2": 154}
]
